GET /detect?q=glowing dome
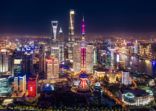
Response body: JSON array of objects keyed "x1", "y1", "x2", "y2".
[
  {"x1": 73, "y1": 80, "x2": 80, "y2": 86},
  {"x1": 146, "y1": 90, "x2": 153, "y2": 96},
  {"x1": 42, "y1": 84, "x2": 54, "y2": 92},
  {"x1": 79, "y1": 73, "x2": 88, "y2": 78},
  {"x1": 95, "y1": 82, "x2": 101, "y2": 87},
  {"x1": 80, "y1": 40, "x2": 87, "y2": 47},
  {"x1": 124, "y1": 92, "x2": 135, "y2": 99}
]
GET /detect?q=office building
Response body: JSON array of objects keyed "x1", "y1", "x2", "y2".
[
  {"x1": 46, "y1": 56, "x2": 59, "y2": 79},
  {"x1": 0, "y1": 49, "x2": 12, "y2": 74},
  {"x1": 0, "y1": 76, "x2": 12, "y2": 97},
  {"x1": 122, "y1": 71, "x2": 131, "y2": 85},
  {"x1": 14, "y1": 75, "x2": 26, "y2": 93},
  {"x1": 27, "y1": 76, "x2": 37, "y2": 97}
]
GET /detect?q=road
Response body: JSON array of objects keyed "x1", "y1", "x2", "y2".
[{"x1": 101, "y1": 83, "x2": 127, "y2": 110}]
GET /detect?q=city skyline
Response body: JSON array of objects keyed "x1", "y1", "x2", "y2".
[
  {"x1": 0, "y1": 0, "x2": 156, "y2": 35},
  {"x1": 0, "y1": 1, "x2": 156, "y2": 110}
]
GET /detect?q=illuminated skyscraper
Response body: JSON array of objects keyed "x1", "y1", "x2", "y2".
[
  {"x1": 46, "y1": 56, "x2": 59, "y2": 79},
  {"x1": 139, "y1": 42, "x2": 151, "y2": 57},
  {"x1": 122, "y1": 71, "x2": 131, "y2": 85},
  {"x1": 23, "y1": 54, "x2": 34, "y2": 80},
  {"x1": 0, "y1": 77, "x2": 12, "y2": 97},
  {"x1": 67, "y1": 10, "x2": 75, "y2": 60},
  {"x1": 109, "y1": 48, "x2": 116, "y2": 67},
  {"x1": 69, "y1": 10, "x2": 75, "y2": 41},
  {"x1": 14, "y1": 42, "x2": 36, "y2": 80},
  {"x1": 59, "y1": 44, "x2": 64, "y2": 62},
  {"x1": 57, "y1": 27, "x2": 65, "y2": 61},
  {"x1": 14, "y1": 75, "x2": 26, "y2": 93},
  {"x1": 38, "y1": 45, "x2": 46, "y2": 75},
  {"x1": 27, "y1": 77, "x2": 37, "y2": 97},
  {"x1": 133, "y1": 40, "x2": 139, "y2": 54},
  {"x1": 13, "y1": 59, "x2": 23, "y2": 76},
  {"x1": 85, "y1": 45, "x2": 94, "y2": 73},
  {"x1": 51, "y1": 21, "x2": 58, "y2": 41},
  {"x1": 58, "y1": 27, "x2": 64, "y2": 41},
  {"x1": 51, "y1": 43, "x2": 64, "y2": 62},
  {"x1": 59, "y1": 27, "x2": 63, "y2": 34},
  {"x1": 73, "y1": 43, "x2": 81, "y2": 72},
  {"x1": 51, "y1": 46, "x2": 60, "y2": 59},
  {"x1": 93, "y1": 48, "x2": 98, "y2": 65},
  {"x1": 66, "y1": 42, "x2": 74, "y2": 60},
  {"x1": 51, "y1": 24, "x2": 64, "y2": 62},
  {"x1": 0, "y1": 49, "x2": 12, "y2": 74}
]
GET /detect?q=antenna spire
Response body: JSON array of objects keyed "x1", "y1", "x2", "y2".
[{"x1": 81, "y1": 16, "x2": 85, "y2": 35}]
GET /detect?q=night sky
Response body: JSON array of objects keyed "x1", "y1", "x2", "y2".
[{"x1": 0, "y1": 0, "x2": 156, "y2": 35}]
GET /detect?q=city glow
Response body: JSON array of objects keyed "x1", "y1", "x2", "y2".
[{"x1": 0, "y1": 3, "x2": 155, "y2": 110}]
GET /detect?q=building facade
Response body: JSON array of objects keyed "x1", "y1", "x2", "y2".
[{"x1": 46, "y1": 56, "x2": 59, "y2": 79}]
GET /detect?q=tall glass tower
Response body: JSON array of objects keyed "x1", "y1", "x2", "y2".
[
  {"x1": 69, "y1": 10, "x2": 75, "y2": 41},
  {"x1": 51, "y1": 21, "x2": 58, "y2": 41}
]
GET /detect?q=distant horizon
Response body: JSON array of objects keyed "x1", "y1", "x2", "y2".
[{"x1": 1, "y1": 32, "x2": 156, "y2": 40}]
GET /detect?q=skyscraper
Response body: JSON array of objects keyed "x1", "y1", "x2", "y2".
[
  {"x1": 58, "y1": 28, "x2": 65, "y2": 62},
  {"x1": 122, "y1": 71, "x2": 131, "y2": 85},
  {"x1": 14, "y1": 75, "x2": 26, "y2": 94},
  {"x1": 67, "y1": 10, "x2": 75, "y2": 60},
  {"x1": 51, "y1": 21, "x2": 58, "y2": 41},
  {"x1": 73, "y1": 43, "x2": 81, "y2": 72},
  {"x1": 69, "y1": 10, "x2": 75, "y2": 41},
  {"x1": 51, "y1": 21, "x2": 65, "y2": 62},
  {"x1": 0, "y1": 77, "x2": 12, "y2": 97},
  {"x1": 46, "y1": 56, "x2": 59, "y2": 79},
  {"x1": 0, "y1": 49, "x2": 12, "y2": 74},
  {"x1": 51, "y1": 43, "x2": 64, "y2": 62},
  {"x1": 13, "y1": 59, "x2": 23, "y2": 76},
  {"x1": 23, "y1": 54, "x2": 34, "y2": 80},
  {"x1": 27, "y1": 77, "x2": 37, "y2": 97},
  {"x1": 85, "y1": 45, "x2": 94, "y2": 73},
  {"x1": 58, "y1": 27, "x2": 64, "y2": 41}
]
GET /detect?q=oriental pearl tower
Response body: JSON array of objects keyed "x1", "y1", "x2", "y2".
[
  {"x1": 80, "y1": 16, "x2": 87, "y2": 71},
  {"x1": 78, "y1": 17, "x2": 90, "y2": 92}
]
